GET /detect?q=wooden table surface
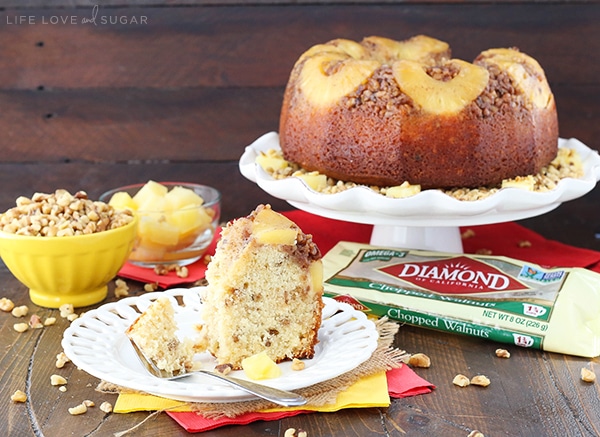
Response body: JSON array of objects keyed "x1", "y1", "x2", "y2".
[
  {"x1": 2, "y1": 0, "x2": 600, "y2": 436},
  {"x1": 1, "y1": 169, "x2": 600, "y2": 437}
]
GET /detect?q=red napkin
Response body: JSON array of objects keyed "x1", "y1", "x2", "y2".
[
  {"x1": 118, "y1": 209, "x2": 600, "y2": 286},
  {"x1": 282, "y1": 210, "x2": 600, "y2": 272},
  {"x1": 166, "y1": 365, "x2": 435, "y2": 433},
  {"x1": 117, "y1": 235, "x2": 219, "y2": 287}
]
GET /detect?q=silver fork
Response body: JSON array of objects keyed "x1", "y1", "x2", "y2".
[{"x1": 129, "y1": 339, "x2": 307, "y2": 407}]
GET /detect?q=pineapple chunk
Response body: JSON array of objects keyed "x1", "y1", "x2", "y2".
[
  {"x1": 309, "y1": 261, "x2": 324, "y2": 293},
  {"x1": 166, "y1": 205, "x2": 212, "y2": 236},
  {"x1": 252, "y1": 207, "x2": 298, "y2": 245},
  {"x1": 392, "y1": 59, "x2": 489, "y2": 115},
  {"x1": 501, "y1": 175, "x2": 535, "y2": 191},
  {"x1": 296, "y1": 172, "x2": 328, "y2": 191},
  {"x1": 385, "y1": 181, "x2": 422, "y2": 198},
  {"x1": 256, "y1": 151, "x2": 289, "y2": 172},
  {"x1": 108, "y1": 191, "x2": 137, "y2": 211},
  {"x1": 255, "y1": 228, "x2": 297, "y2": 245},
  {"x1": 165, "y1": 186, "x2": 204, "y2": 209},
  {"x1": 241, "y1": 351, "x2": 282, "y2": 380},
  {"x1": 132, "y1": 180, "x2": 169, "y2": 210},
  {"x1": 299, "y1": 52, "x2": 379, "y2": 107},
  {"x1": 138, "y1": 216, "x2": 180, "y2": 246}
]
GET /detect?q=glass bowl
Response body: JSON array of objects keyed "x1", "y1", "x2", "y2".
[{"x1": 100, "y1": 182, "x2": 221, "y2": 268}]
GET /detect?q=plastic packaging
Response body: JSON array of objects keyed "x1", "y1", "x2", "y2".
[{"x1": 323, "y1": 241, "x2": 600, "y2": 357}]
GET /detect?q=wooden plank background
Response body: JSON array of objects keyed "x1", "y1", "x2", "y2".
[{"x1": 0, "y1": 0, "x2": 599, "y2": 243}]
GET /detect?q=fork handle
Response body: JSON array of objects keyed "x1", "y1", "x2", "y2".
[{"x1": 173, "y1": 369, "x2": 307, "y2": 407}]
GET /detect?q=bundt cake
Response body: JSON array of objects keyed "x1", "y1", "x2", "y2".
[
  {"x1": 126, "y1": 296, "x2": 195, "y2": 374},
  {"x1": 279, "y1": 35, "x2": 559, "y2": 189},
  {"x1": 200, "y1": 204, "x2": 323, "y2": 370}
]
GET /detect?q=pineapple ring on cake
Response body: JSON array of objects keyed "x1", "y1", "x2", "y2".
[{"x1": 279, "y1": 35, "x2": 559, "y2": 189}]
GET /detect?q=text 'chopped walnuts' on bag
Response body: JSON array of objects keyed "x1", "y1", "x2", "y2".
[{"x1": 322, "y1": 241, "x2": 600, "y2": 358}]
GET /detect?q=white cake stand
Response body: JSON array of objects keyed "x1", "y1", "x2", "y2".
[{"x1": 239, "y1": 132, "x2": 600, "y2": 253}]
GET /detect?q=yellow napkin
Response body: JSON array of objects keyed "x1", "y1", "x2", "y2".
[{"x1": 114, "y1": 370, "x2": 390, "y2": 414}]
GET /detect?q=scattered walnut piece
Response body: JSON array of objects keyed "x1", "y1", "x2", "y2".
[
  {"x1": 144, "y1": 282, "x2": 159, "y2": 292},
  {"x1": 50, "y1": 374, "x2": 67, "y2": 386},
  {"x1": 44, "y1": 317, "x2": 57, "y2": 326},
  {"x1": 470, "y1": 375, "x2": 491, "y2": 387},
  {"x1": 408, "y1": 353, "x2": 431, "y2": 368},
  {"x1": 291, "y1": 358, "x2": 306, "y2": 371},
  {"x1": 214, "y1": 364, "x2": 233, "y2": 375},
  {"x1": 11, "y1": 305, "x2": 29, "y2": 318},
  {"x1": 468, "y1": 431, "x2": 485, "y2": 437},
  {"x1": 495, "y1": 348, "x2": 511, "y2": 359},
  {"x1": 461, "y1": 229, "x2": 476, "y2": 239},
  {"x1": 67, "y1": 313, "x2": 79, "y2": 322},
  {"x1": 114, "y1": 278, "x2": 129, "y2": 298},
  {"x1": 83, "y1": 400, "x2": 95, "y2": 407},
  {"x1": 100, "y1": 401, "x2": 113, "y2": 413},
  {"x1": 68, "y1": 403, "x2": 87, "y2": 415},
  {"x1": 59, "y1": 303, "x2": 74, "y2": 318},
  {"x1": 56, "y1": 352, "x2": 71, "y2": 368},
  {"x1": 452, "y1": 374, "x2": 470, "y2": 387},
  {"x1": 29, "y1": 314, "x2": 44, "y2": 329},
  {"x1": 284, "y1": 428, "x2": 307, "y2": 437},
  {"x1": 11, "y1": 390, "x2": 27, "y2": 403},
  {"x1": 154, "y1": 264, "x2": 177, "y2": 275},
  {"x1": 59, "y1": 386, "x2": 67, "y2": 393},
  {"x1": 518, "y1": 240, "x2": 532, "y2": 248},
  {"x1": 176, "y1": 266, "x2": 189, "y2": 278},
  {"x1": 0, "y1": 297, "x2": 15, "y2": 312},
  {"x1": 13, "y1": 323, "x2": 29, "y2": 333},
  {"x1": 154, "y1": 263, "x2": 189, "y2": 278},
  {"x1": 581, "y1": 367, "x2": 596, "y2": 383}
]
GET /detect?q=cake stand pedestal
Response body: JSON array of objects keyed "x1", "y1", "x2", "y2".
[
  {"x1": 287, "y1": 199, "x2": 562, "y2": 253},
  {"x1": 286, "y1": 201, "x2": 473, "y2": 252},
  {"x1": 369, "y1": 224, "x2": 464, "y2": 253}
]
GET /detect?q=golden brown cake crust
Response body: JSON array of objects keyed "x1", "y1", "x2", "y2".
[{"x1": 279, "y1": 36, "x2": 559, "y2": 189}]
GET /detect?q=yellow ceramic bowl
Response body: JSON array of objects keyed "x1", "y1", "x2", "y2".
[{"x1": 0, "y1": 217, "x2": 137, "y2": 308}]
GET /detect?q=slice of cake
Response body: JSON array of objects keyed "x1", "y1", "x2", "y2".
[
  {"x1": 200, "y1": 204, "x2": 324, "y2": 370},
  {"x1": 126, "y1": 296, "x2": 195, "y2": 374}
]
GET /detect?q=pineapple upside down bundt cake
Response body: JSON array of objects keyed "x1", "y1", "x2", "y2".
[
  {"x1": 200, "y1": 204, "x2": 324, "y2": 370},
  {"x1": 279, "y1": 35, "x2": 559, "y2": 189}
]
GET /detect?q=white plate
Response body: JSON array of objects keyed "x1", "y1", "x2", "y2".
[
  {"x1": 62, "y1": 288, "x2": 378, "y2": 403},
  {"x1": 239, "y1": 132, "x2": 600, "y2": 227}
]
